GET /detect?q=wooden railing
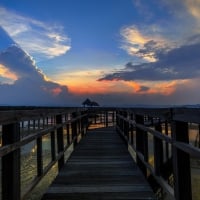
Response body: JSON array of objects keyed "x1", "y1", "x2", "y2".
[
  {"x1": 116, "y1": 107, "x2": 200, "y2": 200},
  {"x1": 0, "y1": 107, "x2": 115, "y2": 200},
  {"x1": 0, "y1": 107, "x2": 90, "y2": 200},
  {"x1": 0, "y1": 107, "x2": 200, "y2": 200}
]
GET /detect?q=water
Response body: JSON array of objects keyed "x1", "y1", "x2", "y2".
[{"x1": 20, "y1": 134, "x2": 74, "y2": 200}]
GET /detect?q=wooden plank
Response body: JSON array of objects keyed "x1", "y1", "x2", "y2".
[{"x1": 42, "y1": 126, "x2": 155, "y2": 200}]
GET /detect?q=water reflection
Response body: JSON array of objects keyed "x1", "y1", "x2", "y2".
[
  {"x1": 25, "y1": 163, "x2": 58, "y2": 200},
  {"x1": 21, "y1": 141, "x2": 37, "y2": 198},
  {"x1": 42, "y1": 134, "x2": 51, "y2": 169}
]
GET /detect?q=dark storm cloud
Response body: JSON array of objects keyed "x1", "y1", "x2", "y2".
[
  {"x1": 0, "y1": 45, "x2": 75, "y2": 106},
  {"x1": 138, "y1": 86, "x2": 150, "y2": 92},
  {"x1": 99, "y1": 40, "x2": 200, "y2": 81}
]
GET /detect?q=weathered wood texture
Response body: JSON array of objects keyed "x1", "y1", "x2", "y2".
[{"x1": 42, "y1": 126, "x2": 155, "y2": 200}]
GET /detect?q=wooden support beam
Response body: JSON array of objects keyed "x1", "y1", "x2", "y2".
[
  {"x1": 2, "y1": 123, "x2": 21, "y2": 200},
  {"x1": 130, "y1": 113, "x2": 134, "y2": 145},
  {"x1": 105, "y1": 111, "x2": 108, "y2": 127},
  {"x1": 112, "y1": 111, "x2": 115, "y2": 123},
  {"x1": 71, "y1": 112, "x2": 78, "y2": 146},
  {"x1": 51, "y1": 131, "x2": 56, "y2": 161},
  {"x1": 154, "y1": 122, "x2": 163, "y2": 176},
  {"x1": 135, "y1": 114, "x2": 148, "y2": 177},
  {"x1": 172, "y1": 121, "x2": 192, "y2": 200},
  {"x1": 56, "y1": 114, "x2": 64, "y2": 170},
  {"x1": 164, "y1": 121, "x2": 169, "y2": 161},
  {"x1": 66, "y1": 124, "x2": 70, "y2": 145},
  {"x1": 123, "y1": 111, "x2": 128, "y2": 139},
  {"x1": 37, "y1": 137, "x2": 43, "y2": 176}
]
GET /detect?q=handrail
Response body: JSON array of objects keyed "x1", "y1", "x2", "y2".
[
  {"x1": 0, "y1": 107, "x2": 115, "y2": 200},
  {"x1": 116, "y1": 108, "x2": 200, "y2": 200},
  {"x1": 0, "y1": 108, "x2": 89, "y2": 200},
  {"x1": 116, "y1": 113, "x2": 200, "y2": 158},
  {"x1": 0, "y1": 107, "x2": 200, "y2": 200}
]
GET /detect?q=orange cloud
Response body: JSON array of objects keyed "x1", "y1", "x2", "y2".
[
  {"x1": 145, "y1": 81, "x2": 182, "y2": 95},
  {"x1": 67, "y1": 79, "x2": 182, "y2": 96},
  {"x1": 68, "y1": 80, "x2": 130, "y2": 95},
  {"x1": 0, "y1": 64, "x2": 18, "y2": 81},
  {"x1": 51, "y1": 68, "x2": 188, "y2": 97},
  {"x1": 124, "y1": 81, "x2": 143, "y2": 92},
  {"x1": 52, "y1": 69, "x2": 124, "y2": 95},
  {"x1": 185, "y1": 0, "x2": 200, "y2": 19},
  {"x1": 57, "y1": 73, "x2": 187, "y2": 96},
  {"x1": 126, "y1": 80, "x2": 188, "y2": 96},
  {"x1": 51, "y1": 87, "x2": 62, "y2": 96},
  {"x1": 120, "y1": 26, "x2": 167, "y2": 62}
]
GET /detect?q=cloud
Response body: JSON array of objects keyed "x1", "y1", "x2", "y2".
[
  {"x1": 120, "y1": 25, "x2": 172, "y2": 62},
  {"x1": 115, "y1": 0, "x2": 200, "y2": 90},
  {"x1": 122, "y1": 1, "x2": 200, "y2": 63},
  {"x1": 98, "y1": 38, "x2": 200, "y2": 101},
  {"x1": 132, "y1": 0, "x2": 159, "y2": 20},
  {"x1": 185, "y1": 0, "x2": 200, "y2": 19},
  {"x1": 0, "y1": 7, "x2": 71, "y2": 61},
  {"x1": 78, "y1": 79, "x2": 200, "y2": 106},
  {"x1": 100, "y1": 40, "x2": 200, "y2": 82},
  {"x1": 0, "y1": 45, "x2": 76, "y2": 106},
  {"x1": 0, "y1": 64, "x2": 18, "y2": 82},
  {"x1": 0, "y1": 45, "x2": 197, "y2": 106},
  {"x1": 163, "y1": 0, "x2": 200, "y2": 21}
]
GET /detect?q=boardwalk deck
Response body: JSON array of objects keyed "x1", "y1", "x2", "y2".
[{"x1": 42, "y1": 126, "x2": 156, "y2": 200}]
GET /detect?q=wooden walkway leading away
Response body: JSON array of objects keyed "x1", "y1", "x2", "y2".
[{"x1": 42, "y1": 126, "x2": 156, "y2": 200}]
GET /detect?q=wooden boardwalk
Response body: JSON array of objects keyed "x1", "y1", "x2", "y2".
[{"x1": 42, "y1": 126, "x2": 156, "y2": 200}]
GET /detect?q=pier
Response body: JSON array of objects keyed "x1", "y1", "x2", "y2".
[
  {"x1": 0, "y1": 107, "x2": 200, "y2": 200},
  {"x1": 42, "y1": 126, "x2": 155, "y2": 200}
]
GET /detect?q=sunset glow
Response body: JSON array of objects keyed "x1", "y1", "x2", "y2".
[
  {"x1": 0, "y1": 0, "x2": 200, "y2": 106},
  {"x1": 0, "y1": 64, "x2": 18, "y2": 82}
]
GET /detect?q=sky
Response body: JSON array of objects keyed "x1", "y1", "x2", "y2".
[{"x1": 0, "y1": 0, "x2": 200, "y2": 106}]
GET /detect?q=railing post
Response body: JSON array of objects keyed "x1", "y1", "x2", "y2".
[
  {"x1": 123, "y1": 111, "x2": 129, "y2": 140},
  {"x1": 112, "y1": 111, "x2": 115, "y2": 125},
  {"x1": 94, "y1": 110, "x2": 97, "y2": 124},
  {"x1": 120, "y1": 110, "x2": 124, "y2": 133},
  {"x1": 172, "y1": 120, "x2": 192, "y2": 200},
  {"x1": 197, "y1": 124, "x2": 200, "y2": 148},
  {"x1": 116, "y1": 110, "x2": 119, "y2": 133},
  {"x1": 78, "y1": 112, "x2": 81, "y2": 134},
  {"x1": 164, "y1": 120, "x2": 169, "y2": 160},
  {"x1": 51, "y1": 130, "x2": 56, "y2": 161},
  {"x1": 115, "y1": 110, "x2": 118, "y2": 125},
  {"x1": 56, "y1": 114, "x2": 64, "y2": 170},
  {"x1": 105, "y1": 111, "x2": 108, "y2": 127},
  {"x1": 130, "y1": 112, "x2": 134, "y2": 145},
  {"x1": 81, "y1": 111, "x2": 87, "y2": 136},
  {"x1": 66, "y1": 123, "x2": 70, "y2": 144},
  {"x1": 2, "y1": 122, "x2": 21, "y2": 200},
  {"x1": 135, "y1": 114, "x2": 148, "y2": 177},
  {"x1": 154, "y1": 121, "x2": 163, "y2": 176},
  {"x1": 85, "y1": 110, "x2": 89, "y2": 130},
  {"x1": 72, "y1": 112, "x2": 78, "y2": 146},
  {"x1": 37, "y1": 137, "x2": 43, "y2": 176}
]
